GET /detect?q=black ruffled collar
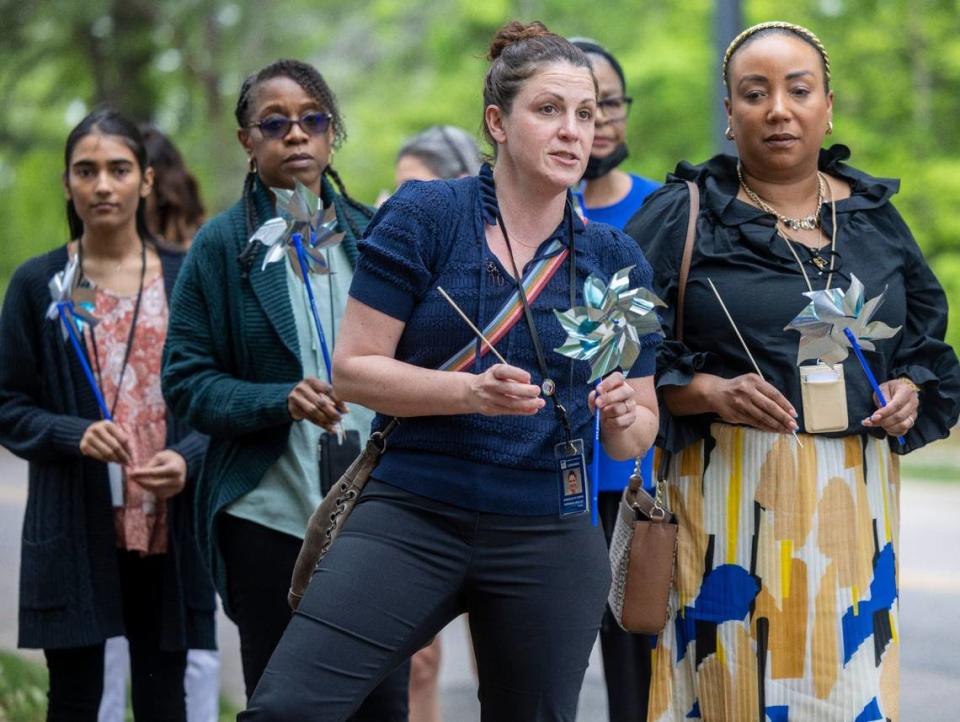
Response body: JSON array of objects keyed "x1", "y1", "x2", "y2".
[{"x1": 668, "y1": 145, "x2": 900, "y2": 227}]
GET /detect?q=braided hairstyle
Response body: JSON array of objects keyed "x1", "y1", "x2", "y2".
[
  {"x1": 722, "y1": 21, "x2": 831, "y2": 93},
  {"x1": 482, "y1": 21, "x2": 595, "y2": 153},
  {"x1": 234, "y1": 59, "x2": 372, "y2": 262}
]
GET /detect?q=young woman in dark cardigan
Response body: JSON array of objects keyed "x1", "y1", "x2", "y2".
[
  {"x1": 0, "y1": 109, "x2": 214, "y2": 720},
  {"x1": 161, "y1": 59, "x2": 408, "y2": 715}
]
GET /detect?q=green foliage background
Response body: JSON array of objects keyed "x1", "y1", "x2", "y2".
[{"x1": 1, "y1": 0, "x2": 958, "y2": 350}]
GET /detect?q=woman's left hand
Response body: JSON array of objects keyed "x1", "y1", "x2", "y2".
[
  {"x1": 862, "y1": 378, "x2": 920, "y2": 438},
  {"x1": 127, "y1": 450, "x2": 188, "y2": 500},
  {"x1": 588, "y1": 372, "x2": 639, "y2": 431}
]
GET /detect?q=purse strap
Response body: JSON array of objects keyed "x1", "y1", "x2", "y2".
[
  {"x1": 676, "y1": 180, "x2": 699, "y2": 344},
  {"x1": 649, "y1": 180, "x2": 699, "y2": 503}
]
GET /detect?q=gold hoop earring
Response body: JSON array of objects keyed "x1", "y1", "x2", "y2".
[
  {"x1": 724, "y1": 126, "x2": 735, "y2": 141},
  {"x1": 826, "y1": 121, "x2": 834, "y2": 135},
  {"x1": 248, "y1": 157, "x2": 258, "y2": 174}
]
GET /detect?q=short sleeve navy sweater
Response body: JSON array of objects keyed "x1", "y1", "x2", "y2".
[{"x1": 350, "y1": 165, "x2": 660, "y2": 515}]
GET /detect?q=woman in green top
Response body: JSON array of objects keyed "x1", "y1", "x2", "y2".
[{"x1": 161, "y1": 59, "x2": 409, "y2": 715}]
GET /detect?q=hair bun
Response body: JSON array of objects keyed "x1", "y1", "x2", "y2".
[{"x1": 487, "y1": 20, "x2": 551, "y2": 60}]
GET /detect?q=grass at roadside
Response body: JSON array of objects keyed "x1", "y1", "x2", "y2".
[
  {"x1": 0, "y1": 651, "x2": 47, "y2": 722},
  {"x1": 902, "y1": 426, "x2": 960, "y2": 483},
  {"x1": 0, "y1": 650, "x2": 241, "y2": 722}
]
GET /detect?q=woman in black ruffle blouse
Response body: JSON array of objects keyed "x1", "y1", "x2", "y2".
[{"x1": 625, "y1": 21, "x2": 959, "y2": 722}]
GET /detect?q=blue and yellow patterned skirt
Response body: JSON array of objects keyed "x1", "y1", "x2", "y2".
[{"x1": 649, "y1": 424, "x2": 899, "y2": 722}]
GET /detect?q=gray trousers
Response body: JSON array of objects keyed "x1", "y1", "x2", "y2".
[{"x1": 242, "y1": 478, "x2": 611, "y2": 722}]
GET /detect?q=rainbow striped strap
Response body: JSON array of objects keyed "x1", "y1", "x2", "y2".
[{"x1": 439, "y1": 239, "x2": 569, "y2": 373}]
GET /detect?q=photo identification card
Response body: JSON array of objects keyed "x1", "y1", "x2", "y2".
[{"x1": 555, "y1": 438, "x2": 589, "y2": 518}]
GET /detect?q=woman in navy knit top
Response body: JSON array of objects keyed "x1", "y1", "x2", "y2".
[{"x1": 243, "y1": 22, "x2": 660, "y2": 721}]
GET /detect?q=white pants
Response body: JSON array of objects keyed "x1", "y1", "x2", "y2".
[{"x1": 99, "y1": 637, "x2": 220, "y2": 722}]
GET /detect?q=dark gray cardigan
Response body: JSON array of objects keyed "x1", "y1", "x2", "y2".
[{"x1": 0, "y1": 245, "x2": 215, "y2": 651}]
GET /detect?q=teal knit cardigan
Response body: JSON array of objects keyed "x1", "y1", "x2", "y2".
[{"x1": 161, "y1": 175, "x2": 367, "y2": 614}]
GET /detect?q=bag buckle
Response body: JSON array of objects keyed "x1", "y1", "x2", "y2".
[{"x1": 650, "y1": 478, "x2": 668, "y2": 521}]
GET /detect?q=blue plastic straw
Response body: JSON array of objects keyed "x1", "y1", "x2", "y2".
[
  {"x1": 590, "y1": 382, "x2": 601, "y2": 527},
  {"x1": 57, "y1": 302, "x2": 112, "y2": 421},
  {"x1": 843, "y1": 327, "x2": 905, "y2": 446},
  {"x1": 291, "y1": 233, "x2": 333, "y2": 382}
]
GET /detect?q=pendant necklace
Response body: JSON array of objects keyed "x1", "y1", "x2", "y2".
[{"x1": 737, "y1": 164, "x2": 824, "y2": 231}]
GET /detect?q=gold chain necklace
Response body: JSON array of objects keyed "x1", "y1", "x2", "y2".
[{"x1": 737, "y1": 165, "x2": 824, "y2": 231}]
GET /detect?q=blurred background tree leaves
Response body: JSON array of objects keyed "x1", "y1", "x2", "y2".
[{"x1": 1, "y1": 0, "x2": 958, "y2": 349}]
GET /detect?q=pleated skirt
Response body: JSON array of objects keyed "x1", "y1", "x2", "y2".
[{"x1": 648, "y1": 423, "x2": 900, "y2": 722}]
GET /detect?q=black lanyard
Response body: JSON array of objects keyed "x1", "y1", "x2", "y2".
[
  {"x1": 496, "y1": 201, "x2": 576, "y2": 443},
  {"x1": 85, "y1": 241, "x2": 147, "y2": 419}
]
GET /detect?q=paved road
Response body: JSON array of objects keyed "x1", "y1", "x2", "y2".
[{"x1": 0, "y1": 448, "x2": 957, "y2": 720}]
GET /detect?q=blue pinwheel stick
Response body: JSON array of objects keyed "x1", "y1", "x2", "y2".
[
  {"x1": 291, "y1": 232, "x2": 334, "y2": 382},
  {"x1": 291, "y1": 232, "x2": 345, "y2": 444},
  {"x1": 57, "y1": 303, "x2": 112, "y2": 421},
  {"x1": 842, "y1": 328, "x2": 906, "y2": 446},
  {"x1": 591, "y1": 382, "x2": 601, "y2": 526}
]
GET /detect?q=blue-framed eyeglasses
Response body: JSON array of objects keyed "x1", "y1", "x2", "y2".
[{"x1": 247, "y1": 112, "x2": 331, "y2": 139}]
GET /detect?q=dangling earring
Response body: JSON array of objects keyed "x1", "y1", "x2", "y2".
[
  {"x1": 724, "y1": 126, "x2": 735, "y2": 141},
  {"x1": 826, "y1": 121, "x2": 834, "y2": 135},
  {"x1": 248, "y1": 156, "x2": 258, "y2": 174}
]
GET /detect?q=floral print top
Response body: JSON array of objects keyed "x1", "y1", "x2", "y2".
[{"x1": 85, "y1": 273, "x2": 169, "y2": 554}]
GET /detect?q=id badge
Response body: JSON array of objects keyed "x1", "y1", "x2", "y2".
[
  {"x1": 107, "y1": 462, "x2": 124, "y2": 508},
  {"x1": 555, "y1": 438, "x2": 589, "y2": 518},
  {"x1": 799, "y1": 363, "x2": 849, "y2": 433}
]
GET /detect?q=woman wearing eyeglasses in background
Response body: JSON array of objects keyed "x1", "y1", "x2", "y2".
[
  {"x1": 625, "y1": 22, "x2": 960, "y2": 721},
  {"x1": 568, "y1": 38, "x2": 661, "y2": 722},
  {"x1": 570, "y1": 39, "x2": 660, "y2": 228},
  {"x1": 161, "y1": 59, "x2": 409, "y2": 716}
]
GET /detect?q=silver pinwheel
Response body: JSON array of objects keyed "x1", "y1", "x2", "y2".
[
  {"x1": 249, "y1": 180, "x2": 343, "y2": 272},
  {"x1": 46, "y1": 255, "x2": 97, "y2": 338},
  {"x1": 47, "y1": 256, "x2": 111, "y2": 419},
  {"x1": 784, "y1": 274, "x2": 901, "y2": 365},
  {"x1": 554, "y1": 265, "x2": 666, "y2": 382}
]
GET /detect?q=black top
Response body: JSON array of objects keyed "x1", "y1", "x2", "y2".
[
  {"x1": 0, "y1": 245, "x2": 215, "y2": 651},
  {"x1": 625, "y1": 145, "x2": 960, "y2": 454}
]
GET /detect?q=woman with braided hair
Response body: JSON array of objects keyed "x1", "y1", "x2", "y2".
[
  {"x1": 161, "y1": 59, "x2": 409, "y2": 715},
  {"x1": 625, "y1": 22, "x2": 959, "y2": 721}
]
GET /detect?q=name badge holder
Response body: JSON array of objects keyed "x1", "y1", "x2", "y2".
[
  {"x1": 556, "y1": 438, "x2": 589, "y2": 517},
  {"x1": 799, "y1": 362, "x2": 849, "y2": 432},
  {"x1": 78, "y1": 241, "x2": 147, "y2": 509},
  {"x1": 107, "y1": 462, "x2": 124, "y2": 508},
  {"x1": 778, "y1": 181, "x2": 849, "y2": 435}
]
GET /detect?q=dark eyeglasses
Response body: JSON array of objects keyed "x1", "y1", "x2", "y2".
[
  {"x1": 247, "y1": 112, "x2": 331, "y2": 139},
  {"x1": 597, "y1": 96, "x2": 633, "y2": 121}
]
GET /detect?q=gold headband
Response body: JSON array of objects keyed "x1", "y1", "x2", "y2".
[{"x1": 722, "y1": 21, "x2": 831, "y2": 86}]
